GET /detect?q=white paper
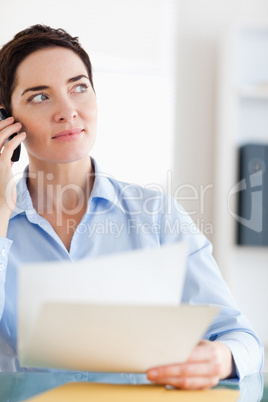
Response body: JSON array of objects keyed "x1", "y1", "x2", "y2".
[
  {"x1": 17, "y1": 241, "x2": 218, "y2": 371},
  {"x1": 22, "y1": 304, "x2": 219, "y2": 372}
]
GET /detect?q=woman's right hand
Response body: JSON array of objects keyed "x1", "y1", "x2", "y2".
[{"x1": 0, "y1": 115, "x2": 26, "y2": 236}]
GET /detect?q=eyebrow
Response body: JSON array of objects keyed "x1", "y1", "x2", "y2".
[{"x1": 21, "y1": 74, "x2": 90, "y2": 96}]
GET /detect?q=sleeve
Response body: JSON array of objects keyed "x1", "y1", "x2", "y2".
[
  {"x1": 0, "y1": 237, "x2": 13, "y2": 320},
  {"x1": 159, "y1": 194, "x2": 264, "y2": 379}
]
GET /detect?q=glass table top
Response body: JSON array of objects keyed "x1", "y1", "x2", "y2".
[{"x1": 0, "y1": 371, "x2": 266, "y2": 402}]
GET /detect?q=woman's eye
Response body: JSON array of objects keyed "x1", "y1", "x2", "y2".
[
  {"x1": 28, "y1": 93, "x2": 48, "y2": 104},
  {"x1": 73, "y1": 84, "x2": 88, "y2": 93}
]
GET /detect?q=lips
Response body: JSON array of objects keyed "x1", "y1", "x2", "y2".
[{"x1": 52, "y1": 128, "x2": 84, "y2": 141}]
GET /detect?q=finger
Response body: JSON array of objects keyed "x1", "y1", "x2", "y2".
[
  {"x1": 147, "y1": 361, "x2": 221, "y2": 380},
  {"x1": 0, "y1": 122, "x2": 22, "y2": 149},
  {"x1": 149, "y1": 375, "x2": 220, "y2": 390},
  {"x1": 0, "y1": 116, "x2": 14, "y2": 129},
  {"x1": 1, "y1": 132, "x2": 26, "y2": 161},
  {"x1": 147, "y1": 362, "x2": 220, "y2": 381}
]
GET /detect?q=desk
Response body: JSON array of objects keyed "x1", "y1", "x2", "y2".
[{"x1": 0, "y1": 371, "x2": 266, "y2": 402}]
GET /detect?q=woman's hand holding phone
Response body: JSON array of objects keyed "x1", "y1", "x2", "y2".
[{"x1": 0, "y1": 110, "x2": 26, "y2": 236}]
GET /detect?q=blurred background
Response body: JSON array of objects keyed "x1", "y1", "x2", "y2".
[{"x1": 2, "y1": 0, "x2": 268, "y2": 369}]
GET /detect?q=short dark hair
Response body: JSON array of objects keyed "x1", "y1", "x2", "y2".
[{"x1": 0, "y1": 24, "x2": 94, "y2": 115}]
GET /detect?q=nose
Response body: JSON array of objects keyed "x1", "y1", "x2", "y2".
[{"x1": 53, "y1": 97, "x2": 78, "y2": 123}]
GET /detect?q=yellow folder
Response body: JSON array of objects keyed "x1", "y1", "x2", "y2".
[{"x1": 24, "y1": 382, "x2": 240, "y2": 402}]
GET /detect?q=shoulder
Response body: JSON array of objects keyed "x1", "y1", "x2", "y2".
[
  {"x1": 106, "y1": 176, "x2": 194, "y2": 232},
  {"x1": 106, "y1": 175, "x2": 170, "y2": 215}
]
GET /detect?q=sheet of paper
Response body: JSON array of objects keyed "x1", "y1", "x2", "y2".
[
  {"x1": 24, "y1": 382, "x2": 240, "y2": 402},
  {"x1": 20, "y1": 303, "x2": 218, "y2": 371},
  {"x1": 18, "y1": 241, "x2": 189, "y2": 365},
  {"x1": 18, "y1": 241, "x2": 218, "y2": 372}
]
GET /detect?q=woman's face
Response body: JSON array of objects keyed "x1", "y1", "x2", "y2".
[{"x1": 11, "y1": 47, "x2": 97, "y2": 164}]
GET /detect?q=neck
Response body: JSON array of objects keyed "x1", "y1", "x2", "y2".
[{"x1": 27, "y1": 156, "x2": 94, "y2": 215}]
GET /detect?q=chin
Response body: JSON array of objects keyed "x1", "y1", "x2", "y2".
[{"x1": 56, "y1": 141, "x2": 95, "y2": 163}]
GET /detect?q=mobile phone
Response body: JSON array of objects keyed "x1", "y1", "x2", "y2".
[{"x1": 0, "y1": 108, "x2": 21, "y2": 162}]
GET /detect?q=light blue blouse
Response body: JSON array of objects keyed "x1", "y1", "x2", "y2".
[{"x1": 0, "y1": 159, "x2": 263, "y2": 378}]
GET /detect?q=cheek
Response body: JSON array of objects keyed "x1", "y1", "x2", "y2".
[
  {"x1": 82, "y1": 97, "x2": 97, "y2": 118},
  {"x1": 20, "y1": 118, "x2": 47, "y2": 150},
  {"x1": 85, "y1": 104, "x2": 98, "y2": 125},
  {"x1": 19, "y1": 117, "x2": 42, "y2": 137}
]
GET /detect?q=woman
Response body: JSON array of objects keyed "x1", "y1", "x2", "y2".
[{"x1": 0, "y1": 24, "x2": 263, "y2": 388}]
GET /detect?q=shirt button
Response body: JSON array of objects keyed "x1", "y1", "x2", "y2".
[
  {"x1": 0, "y1": 264, "x2": 4, "y2": 271},
  {"x1": 1, "y1": 249, "x2": 6, "y2": 257},
  {"x1": 74, "y1": 373, "x2": 82, "y2": 381}
]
